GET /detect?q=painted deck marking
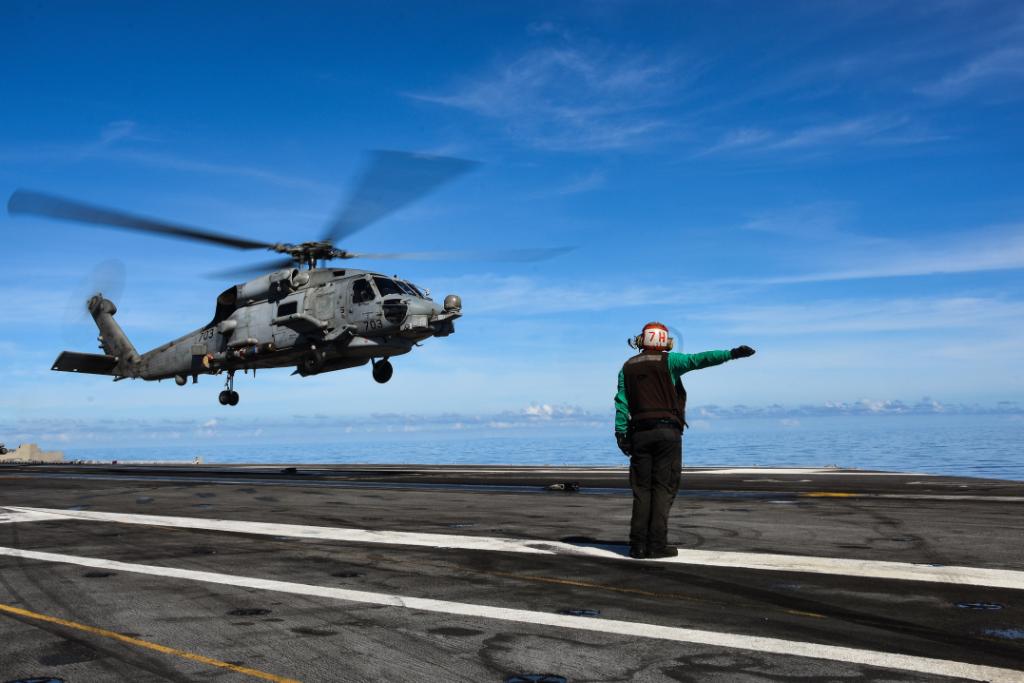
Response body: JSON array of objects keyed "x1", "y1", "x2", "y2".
[
  {"x1": 7, "y1": 507, "x2": 1024, "y2": 590},
  {"x1": 0, "y1": 602, "x2": 300, "y2": 683},
  {"x1": 0, "y1": 546, "x2": 1020, "y2": 683},
  {"x1": 0, "y1": 509, "x2": 64, "y2": 524}
]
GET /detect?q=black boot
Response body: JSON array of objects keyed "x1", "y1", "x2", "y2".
[
  {"x1": 629, "y1": 544, "x2": 647, "y2": 559},
  {"x1": 647, "y1": 545, "x2": 678, "y2": 559}
]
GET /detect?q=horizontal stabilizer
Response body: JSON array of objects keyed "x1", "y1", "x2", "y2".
[{"x1": 52, "y1": 351, "x2": 119, "y2": 375}]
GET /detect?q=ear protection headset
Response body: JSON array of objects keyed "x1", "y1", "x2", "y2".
[{"x1": 627, "y1": 322, "x2": 675, "y2": 351}]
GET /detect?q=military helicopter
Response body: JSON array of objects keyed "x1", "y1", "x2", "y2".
[{"x1": 8, "y1": 151, "x2": 567, "y2": 406}]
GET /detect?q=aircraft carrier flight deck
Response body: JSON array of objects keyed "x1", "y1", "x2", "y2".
[{"x1": 1, "y1": 462, "x2": 1022, "y2": 682}]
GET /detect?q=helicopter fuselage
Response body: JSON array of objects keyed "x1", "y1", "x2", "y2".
[{"x1": 55, "y1": 267, "x2": 460, "y2": 391}]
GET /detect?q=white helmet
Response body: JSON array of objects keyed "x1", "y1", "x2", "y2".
[{"x1": 631, "y1": 321, "x2": 674, "y2": 351}]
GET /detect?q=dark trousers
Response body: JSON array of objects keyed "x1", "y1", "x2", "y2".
[{"x1": 629, "y1": 427, "x2": 682, "y2": 550}]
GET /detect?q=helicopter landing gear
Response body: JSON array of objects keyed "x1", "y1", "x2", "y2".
[
  {"x1": 218, "y1": 371, "x2": 239, "y2": 406},
  {"x1": 372, "y1": 358, "x2": 393, "y2": 384},
  {"x1": 300, "y1": 348, "x2": 325, "y2": 376}
]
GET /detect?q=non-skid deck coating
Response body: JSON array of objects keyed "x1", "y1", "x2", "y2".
[{"x1": 0, "y1": 463, "x2": 1022, "y2": 682}]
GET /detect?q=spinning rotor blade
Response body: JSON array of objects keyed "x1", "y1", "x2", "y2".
[
  {"x1": 347, "y1": 247, "x2": 575, "y2": 262},
  {"x1": 322, "y1": 150, "x2": 478, "y2": 244},
  {"x1": 62, "y1": 259, "x2": 127, "y2": 345},
  {"x1": 206, "y1": 257, "x2": 296, "y2": 280},
  {"x1": 8, "y1": 190, "x2": 272, "y2": 250}
]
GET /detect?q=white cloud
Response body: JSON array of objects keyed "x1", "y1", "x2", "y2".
[
  {"x1": 741, "y1": 202, "x2": 856, "y2": 239},
  {"x1": 918, "y1": 47, "x2": 1024, "y2": 98},
  {"x1": 410, "y1": 47, "x2": 684, "y2": 150},
  {"x1": 694, "y1": 296, "x2": 1024, "y2": 336},
  {"x1": 738, "y1": 224, "x2": 1024, "y2": 284},
  {"x1": 1, "y1": 121, "x2": 332, "y2": 194},
  {"x1": 545, "y1": 169, "x2": 607, "y2": 197},
  {"x1": 701, "y1": 116, "x2": 927, "y2": 156}
]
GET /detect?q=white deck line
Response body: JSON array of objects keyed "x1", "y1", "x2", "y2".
[
  {"x1": 0, "y1": 510, "x2": 63, "y2": 524},
  {"x1": 9, "y1": 507, "x2": 1024, "y2": 590},
  {"x1": 0, "y1": 546, "x2": 1020, "y2": 682}
]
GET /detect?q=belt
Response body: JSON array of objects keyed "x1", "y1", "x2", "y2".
[{"x1": 630, "y1": 418, "x2": 682, "y2": 433}]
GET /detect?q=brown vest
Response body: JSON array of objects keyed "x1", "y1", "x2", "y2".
[{"x1": 622, "y1": 352, "x2": 686, "y2": 429}]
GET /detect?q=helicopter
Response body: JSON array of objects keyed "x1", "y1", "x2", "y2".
[{"x1": 7, "y1": 151, "x2": 567, "y2": 406}]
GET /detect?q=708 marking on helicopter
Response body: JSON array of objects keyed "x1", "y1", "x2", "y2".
[{"x1": 7, "y1": 151, "x2": 568, "y2": 406}]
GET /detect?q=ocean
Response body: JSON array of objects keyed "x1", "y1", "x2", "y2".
[{"x1": 59, "y1": 414, "x2": 1024, "y2": 481}]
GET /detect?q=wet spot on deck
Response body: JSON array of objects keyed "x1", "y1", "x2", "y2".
[
  {"x1": 429, "y1": 627, "x2": 483, "y2": 637},
  {"x1": 236, "y1": 488, "x2": 257, "y2": 493},
  {"x1": 505, "y1": 675, "x2": 567, "y2": 683},
  {"x1": 135, "y1": 497, "x2": 153, "y2": 504},
  {"x1": 227, "y1": 608, "x2": 271, "y2": 617},
  {"x1": 331, "y1": 571, "x2": 363, "y2": 579},
  {"x1": 255, "y1": 496, "x2": 278, "y2": 502},
  {"x1": 195, "y1": 492, "x2": 216, "y2": 498},
  {"x1": 557, "y1": 609, "x2": 600, "y2": 617},
  {"x1": 82, "y1": 571, "x2": 115, "y2": 579},
  {"x1": 291, "y1": 627, "x2": 337, "y2": 636},
  {"x1": 192, "y1": 546, "x2": 217, "y2": 555}
]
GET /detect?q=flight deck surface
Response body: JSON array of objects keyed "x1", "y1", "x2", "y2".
[{"x1": 1, "y1": 463, "x2": 1022, "y2": 682}]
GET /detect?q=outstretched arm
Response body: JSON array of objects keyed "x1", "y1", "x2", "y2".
[{"x1": 668, "y1": 346, "x2": 756, "y2": 379}]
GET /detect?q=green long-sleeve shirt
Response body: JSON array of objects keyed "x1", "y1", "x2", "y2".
[{"x1": 614, "y1": 349, "x2": 732, "y2": 434}]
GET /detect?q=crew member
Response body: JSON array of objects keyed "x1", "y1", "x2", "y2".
[{"x1": 614, "y1": 322, "x2": 755, "y2": 559}]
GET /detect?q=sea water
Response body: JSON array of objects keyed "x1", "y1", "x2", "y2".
[{"x1": 60, "y1": 414, "x2": 1024, "y2": 481}]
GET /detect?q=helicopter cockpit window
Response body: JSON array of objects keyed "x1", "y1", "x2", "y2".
[
  {"x1": 394, "y1": 281, "x2": 418, "y2": 296},
  {"x1": 373, "y1": 276, "x2": 406, "y2": 297},
  {"x1": 352, "y1": 278, "x2": 376, "y2": 304}
]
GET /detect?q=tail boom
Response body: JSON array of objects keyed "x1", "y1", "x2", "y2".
[{"x1": 52, "y1": 294, "x2": 140, "y2": 378}]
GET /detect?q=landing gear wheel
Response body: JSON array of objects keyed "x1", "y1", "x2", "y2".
[
  {"x1": 219, "y1": 371, "x2": 239, "y2": 406},
  {"x1": 372, "y1": 359, "x2": 393, "y2": 384}
]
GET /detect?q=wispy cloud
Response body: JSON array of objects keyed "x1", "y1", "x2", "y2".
[
  {"x1": 700, "y1": 116, "x2": 932, "y2": 156},
  {"x1": 694, "y1": 296, "x2": 1024, "y2": 336},
  {"x1": 736, "y1": 224, "x2": 1024, "y2": 285},
  {"x1": 917, "y1": 46, "x2": 1024, "y2": 98},
  {"x1": 430, "y1": 273, "x2": 728, "y2": 315},
  {"x1": 98, "y1": 148, "x2": 333, "y2": 193},
  {"x1": 410, "y1": 47, "x2": 685, "y2": 151},
  {"x1": 530, "y1": 169, "x2": 607, "y2": 198},
  {"x1": 1, "y1": 121, "x2": 332, "y2": 193},
  {"x1": 742, "y1": 202, "x2": 855, "y2": 239}
]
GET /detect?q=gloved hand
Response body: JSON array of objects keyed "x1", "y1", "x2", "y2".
[
  {"x1": 730, "y1": 345, "x2": 756, "y2": 359},
  {"x1": 615, "y1": 431, "x2": 631, "y2": 457}
]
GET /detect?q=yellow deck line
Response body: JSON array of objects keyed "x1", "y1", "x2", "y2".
[{"x1": 0, "y1": 602, "x2": 300, "y2": 683}]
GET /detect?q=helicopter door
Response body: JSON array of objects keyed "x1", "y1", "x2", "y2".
[{"x1": 348, "y1": 276, "x2": 381, "y2": 335}]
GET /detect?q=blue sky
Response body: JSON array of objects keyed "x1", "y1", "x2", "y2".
[{"x1": 2, "y1": 2, "x2": 1023, "y2": 447}]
